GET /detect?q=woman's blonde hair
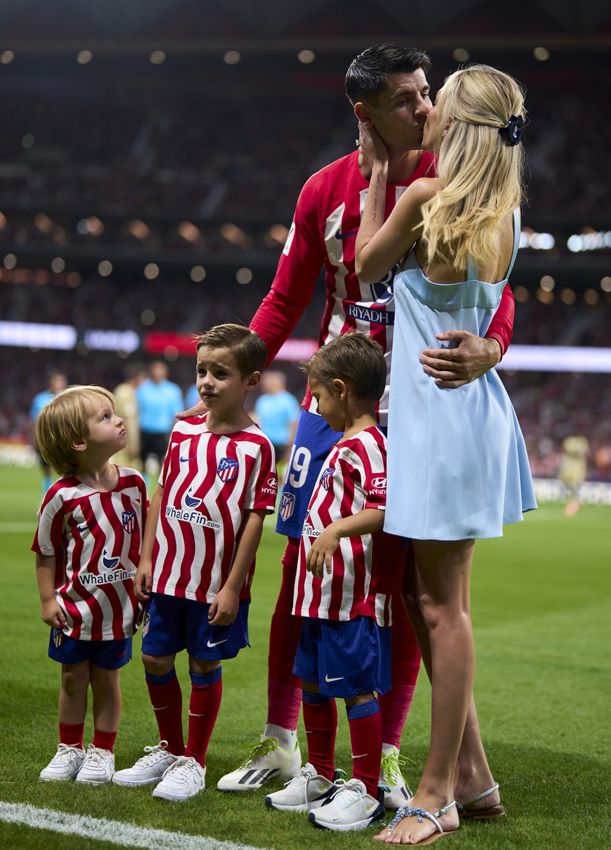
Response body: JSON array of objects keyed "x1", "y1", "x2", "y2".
[
  {"x1": 421, "y1": 64, "x2": 526, "y2": 272},
  {"x1": 36, "y1": 385, "x2": 116, "y2": 476}
]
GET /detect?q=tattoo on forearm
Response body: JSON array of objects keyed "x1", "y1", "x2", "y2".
[{"x1": 372, "y1": 171, "x2": 385, "y2": 223}]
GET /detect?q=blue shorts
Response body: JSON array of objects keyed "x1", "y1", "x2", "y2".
[
  {"x1": 293, "y1": 617, "x2": 392, "y2": 699},
  {"x1": 141, "y1": 593, "x2": 250, "y2": 660},
  {"x1": 48, "y1": 630, "x2": 132, "y2": 670},
  {"x1": 276, "y1": 409, "x2": 343, "y2": 537}
]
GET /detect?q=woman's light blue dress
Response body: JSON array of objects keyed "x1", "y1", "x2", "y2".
[{"x1": 385, "y1": 209, "x2": 537, "y2": 540}]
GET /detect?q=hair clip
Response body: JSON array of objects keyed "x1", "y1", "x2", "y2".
[{"x1": 498, "y1": 115, "x2": 524, "y2": 146}]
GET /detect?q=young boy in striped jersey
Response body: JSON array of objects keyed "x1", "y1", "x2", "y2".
[
  {"x1": 33, "y1": 385, "x2": 147, "y2": 785},
  {"x1": 113, "y1": 324, "x2": 277, "y2": 801},
  {"x1": 266, "y1": 333, "x2": 404, "y2": 831}
]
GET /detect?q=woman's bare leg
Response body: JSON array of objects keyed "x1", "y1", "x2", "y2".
[
  {"x1": 377, "y1": 539, "x2": 473, "y2": 845},
  {"x1": 400, "y1": 554, "x2": 501, "y2": 813}
]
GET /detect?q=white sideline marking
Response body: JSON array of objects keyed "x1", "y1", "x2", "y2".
[
  {"x1": 0, "y1": 522, "x2": 35, "y2": 532},
  {"x1": 0, "y1": 802, "x2": 272, "y2": 850}
]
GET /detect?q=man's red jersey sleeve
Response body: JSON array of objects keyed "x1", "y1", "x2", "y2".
[
  {"x1": 249, "y1": 176, "x2": 324, "y2": 364},
  {"x1": 487, "y1": 284, "x2": 515, "y2": 356}
]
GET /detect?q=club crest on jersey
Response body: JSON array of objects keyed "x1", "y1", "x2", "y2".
[
  {"x1": 320, "y1": 467, "x2": 334, "y2": 491},
  {"x1": 280, "y1": 492, "x2": 295, "y2": 521},
  {"x1": 122, "y1": 509, "x2": 136, "y2": 533},
  {"x1": 217, "y1": 457, "x2": 239, "y2": 482},
  {"x1": 184, "y1": 488, "x2": 202, "y2": 508},
  {"x1": 368, "y1": 263, "x2": 400, "y2": 304},
  {"x1": 52, "y1": 628, "x2": 63, "y2": 648}
]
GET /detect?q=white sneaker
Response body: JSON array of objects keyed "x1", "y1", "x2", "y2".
[
  {"x1": 39, "y1": 744, "x2": 86, "y2": 782},
  {"x1": 265, "y1": 763, "x2": 338, "y2": 812},
  {"x1": 152, "y1": 756, "x2": 206, "y2": 801},
  {"x1": 112, "y1": 741, "x2": 178, "y2": 787},
  {"x1": 380, "y1": 745, "x2": 413, "y2": 810},
  {"x1": 75, "y1": 745, "x2": 115, "y2": 785},
  {"x1": 217, "y1": 735, "x2": 301, "y2": 792},
  {"x1": 309, "y1": 779, "x2": 385, "y2": 831}
]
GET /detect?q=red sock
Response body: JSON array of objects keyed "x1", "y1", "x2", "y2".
[
  {"x1": 302, "y1": 693, "x2": 337, "y2": 781},
  {"x1": 347, "y1": 701, "x2": 382, "y2": 798},
  {"x1": 184, "y1": 669, "x2": 223, "y2": 767},
  {"x1": 267, "y1": 538, "x2": 303, "y2": 730},
  {"x1": 268, "y1": 680, "x2": 302, "y2": 732},
  {"x1": 145, "y1": 668, "x2": 185, "y2": 755},
  {"x1": 92, "y1": 728, "x2": 117, "y2": 752},
  {"x1": 380, "y1": 565, "x2": 421, "y2": 748},
  {"x1": 59, "y1": 721, "x2": 84, "y2": 749}
]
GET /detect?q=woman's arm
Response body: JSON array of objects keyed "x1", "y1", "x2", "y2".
[{"x1": 355, "y1": 123, "x2": 436, "y2": 283}]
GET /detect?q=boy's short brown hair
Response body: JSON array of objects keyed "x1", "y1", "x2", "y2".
[
  {"x1": 36, "y1": 385, "x2": 116, "y2": 476},
  {"x1": 196, "y1": 323, "x2": 267, "y2": 376},
  {"x1": 305, "y1": 333, "x2": 387, "y2": 401}
]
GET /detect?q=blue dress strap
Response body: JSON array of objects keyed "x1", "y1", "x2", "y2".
[
  {"x1": 505, "y1": 207, "x2": 521, "y2": 279},
  {"x1": 467, "y1": 207, "x2": 521, "y2": 282},
  {"x1": 466, "y1": 256, "x2": 478, "y2": 281}
]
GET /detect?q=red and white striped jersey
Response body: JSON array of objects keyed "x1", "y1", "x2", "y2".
[
  {"x1": 250, "y1": 150, "x2": 515, "y2": 426},
  {"x1": 32, "y1": 467, "x2": 147, "y2": 641},
  {"x1": 152, "y1": 415, "x2": 277, "y2": 603},
  {"x1": 292, "y1": 426, "x2": 402, "y2": 626}
]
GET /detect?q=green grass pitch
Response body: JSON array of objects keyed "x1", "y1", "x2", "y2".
[{"x1": 0, "y1": 466, "x2": 609, "y2": 850}]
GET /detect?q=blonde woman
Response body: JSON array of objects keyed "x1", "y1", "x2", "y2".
[{"x1": 355, "y1": 65, "x2": 536, "y2": 844}]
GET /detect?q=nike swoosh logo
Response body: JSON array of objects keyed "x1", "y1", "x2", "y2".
[
  {"x1": 335, "y1": 228, "x2": 358, "y2": 240},
  {"x1": 352, "y1": 753, "x2": 369, "y2": 759},
  {"x1": 180, "y1": 456, "x2": 195, "y2": 462},
  {"x1": 206, "y1": 638, "x2": 228, "y2": 648},
  {"x1": 324, "y1": 674, "x2": 344, "y2": 683},
  {"x1": 76, "y1": 524, "x2": 88, "y2": 533}
]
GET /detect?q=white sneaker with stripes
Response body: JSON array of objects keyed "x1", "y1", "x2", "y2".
[
  {"x1": 379, "y1": 745, "x2": 413, "y2": 810},
  {"x1": 217, "y1": 735, "x2": 301, "y2": 792}
]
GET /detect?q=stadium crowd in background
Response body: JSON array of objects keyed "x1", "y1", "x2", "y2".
[
  {"x1": 0, "y1": 69, "x2": 607, "y2": 228},
  {"x1": 6, "y1": 291, "x2": 611, "y2": 484}
]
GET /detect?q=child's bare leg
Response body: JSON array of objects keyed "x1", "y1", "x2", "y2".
[
  {"x1": 142, "y1": 652, "x2": 176, "y2": 676},
  {"x1": 378, "y1": 540, "x2": 473, "y2": 844},
  {"x1": 90, "y1": 666, "x2": 122, "y2": 748},
  {"x1": 58, "y1": 660, "x2": 90, "y2": 725},
  {"x1": 40, "y1": 661, "x2": 90, "y2": 779}
]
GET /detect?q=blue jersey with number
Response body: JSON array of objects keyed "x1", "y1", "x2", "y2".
[{"x1": 276, "y1": 409, "x2": 342, "y2": 537}]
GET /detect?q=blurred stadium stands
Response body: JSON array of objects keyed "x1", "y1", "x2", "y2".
[{"x1": 0, "y1": 0, "x2": 609, "y2": 481}]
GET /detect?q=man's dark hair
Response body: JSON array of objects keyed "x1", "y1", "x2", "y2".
[{"x1": 345, "y1": 44, "x2": 432, "y2": 105}]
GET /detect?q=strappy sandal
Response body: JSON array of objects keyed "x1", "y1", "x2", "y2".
[
  {"x1": 456, "y1": 782, "x2": 506, "y2": 820},
  {"x1": 383, "y1": 800, "x2": 458, "y2": 845}
]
